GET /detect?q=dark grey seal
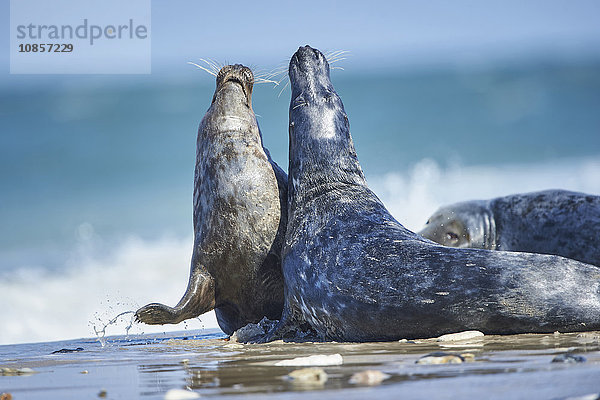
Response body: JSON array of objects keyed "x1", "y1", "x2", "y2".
[
  {"x1": 135, "y1": 64, "x2": 287, "y2": 335},
  {"x1": 265, "y1": 45, "x2": 600, "y2": 342},
  {"x1": 419, "y1": 190, "x2": 600, "y2": 267}
]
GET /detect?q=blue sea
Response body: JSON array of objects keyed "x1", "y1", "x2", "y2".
[{"x1": 1, "y1": 58, "x2": 600, "y2": 345}]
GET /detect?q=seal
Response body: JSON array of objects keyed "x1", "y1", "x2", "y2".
[
  {"x1": 419, "y1": 190, "x2": 600, "y2": 266},
  {"x1": 135, "y1": 64, "x2": 287, "y2": 335},
  {"x1": 266, "y1": 45, "x2": 600, "y2": 342}
]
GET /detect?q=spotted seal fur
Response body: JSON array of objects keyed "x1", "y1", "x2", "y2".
[
  {"x1": 135, "y1": 64, "x2": 287, "y2": 335},
  {"x1": 263, "y1": 46, "x2": 600, "y2": 342},
  {"x1": 419, "y1": 190, "x2": 600, "y2": 267}
]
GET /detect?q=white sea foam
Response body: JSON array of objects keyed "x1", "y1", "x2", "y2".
[
  {"x1": 0, "y1": 235, "x2": 218, "y2": 345},
  {"x1": 369, "y1": 156, "x2": 600, "y2": 232},
  {"x1": 275, "y1": 354, "x2": 344, "y2": 366},
  {"x1": 1, "y1": 156, "x2": 599, "y2": 345}
]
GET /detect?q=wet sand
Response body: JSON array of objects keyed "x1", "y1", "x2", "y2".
[{"x1": 1, "y1": 329, "x2": 600, "y2": 399}]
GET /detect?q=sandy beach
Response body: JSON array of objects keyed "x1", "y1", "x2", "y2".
[{"x1": 2, "y1": 329, "x2": 600, "y2": 399}]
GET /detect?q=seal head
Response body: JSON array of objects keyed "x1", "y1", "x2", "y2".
[
  {"x1": 419, "y1": 200, "x2": 496, "y2": 249},
  {"x1": 288, "y1": 46, "x2": 366, "y2": 206},
  {"x1": 420, "y1": 190, "x2": 600, "y2": 266}
]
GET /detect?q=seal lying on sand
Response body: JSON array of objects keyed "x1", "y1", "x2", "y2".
[
  {"x1": 419, "y1": 190, "x2": 600, "y2": 267},
  {"x1": 136, "y1": 64, "x2": 287, "y2": 335},
  {"x1": 264, "y1": 45, "x2": 600, "y2": 342}
]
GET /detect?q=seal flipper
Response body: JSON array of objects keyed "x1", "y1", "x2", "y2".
[
  {"x1": 251, "y1": 305, "x2": 292, "y2": 343},
  {"x1": 135, "y1": 265, "x2": 215, "y2": 325},
  {"x1": 251, "y1": 303, "x2": 319, "y2": 343}
]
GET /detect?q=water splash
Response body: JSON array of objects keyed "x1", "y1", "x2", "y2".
[{"x1": 92, "y1": 310, "x2": 136, "y2": 347}]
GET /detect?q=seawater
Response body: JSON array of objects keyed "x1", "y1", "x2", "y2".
[
  {"x1": 1, "y1": 59, "x2": 599, "y2": 345},
  {"x1": 1, "y1": 329, "x2": 599, "y2": 399}
]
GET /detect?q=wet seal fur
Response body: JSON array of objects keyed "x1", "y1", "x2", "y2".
[
  {"x1": 419, "y1": 190, "x2": 600, "y2": 267},
  {"x1": 263, "y1": 46, "x2": 600, "y2": 342},
  {"x1": 136, "y1": 64, "x2": 287, "y2": 335}
]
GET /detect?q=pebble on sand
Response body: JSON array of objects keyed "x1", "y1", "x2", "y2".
[
  {"x1": 435, "y1": 331, "x2": 484, "y2": 342},
  {"x1": 286, "y1": 367, "x2": 328, "y2": 384},
  {"x1": 563, "y1": 394, "x2": 600, "y2": 400},
  {"x1": 398, "y1": 339, "x2": 416, "y2": 343},
  {"x1": 416, "y1": 352, "x2": 465, "y2": 365},
  {"x1": 275, "y1": 354, "x2": 343, "y2": 366},
  {"x1": 348, "y1": 370, "x2": 391, "y2": 385},
  {"x1": 552, "y1": 353, "x2": 587, "y2": 363},
  {"x1": 164, "y1": 389, "x2": 201, "y2": 400},
  {"x1": 576, "y1": 333, "x2": 600, "y2": 344},
  {"x1": 0, "y1": 367, "x2": 35, "y2": 376},
  {"x1": 223, "y1": 343, "x2": 244, "y2": 349},
  {"x1": 51, "y1": 347, "x2": 84, "y2": 354}
]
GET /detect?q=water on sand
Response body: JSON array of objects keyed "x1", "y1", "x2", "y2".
[{"x1": 1, "y1": 329, "x2": 600, "y2": 399}]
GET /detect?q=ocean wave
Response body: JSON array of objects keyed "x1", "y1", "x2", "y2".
[
  {"x1": 2, "y1": 156, "x2": 599, "y2": 345},
  {"x1": 0, "y1": 235, "x2": 218, "y2": 345},
  {"x1": 369, "y1": 156, "x2": 600, "y2": 232}
]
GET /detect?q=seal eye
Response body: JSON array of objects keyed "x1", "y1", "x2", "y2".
[{"x1": 446, "y1": 232, "x2": 459, "y2": 242}]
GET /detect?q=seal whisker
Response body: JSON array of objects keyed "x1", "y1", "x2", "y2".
[
  {"x1": 328, "y1": 57, "x2": 347, "y2": 64},
  {"x1": 277, "y1": 79, "x2": 290, "y2": 97},
  {"x1": 325, "y1": 50, "x2": 349, "y2": 63},
  {"x1": 325, "y1": 50, "x2": 346, "y2": 58},
  {"x1": 255, "y1": 78, "x2": 280, "y2": 86},
  {"x1": 253, "y1": 70, "x2": 281, "y2": 86},
  {"x1": 261, "y1": 66, "x2": 288, "y2": 82},
  {"x1": 200, "y1": 58, "x2": 222, "y2": 74},
  {"x1": 324, "y1": 50, "x2": 340, "y2": 59},
  {"x1": 253, "y1": 66, "x2": 277, "y2": 77},
  {"x1": 324, "y1": 50, "x2": 349, "y2": 71},
  {"x1": 201, "y1": 58, "x2": 223, "y2": 74},
  {"x1": 253, "y1": 69, "x2": 270, "y2": 79},
  {"x1": 270, "y1": 65, "x2": 288, "y2": 72},
  {"x1": 271, "y1": 67, "x2": 290, "y2": 92},
  {"x1": 187, "y1": 61, "x2": 218, "y2": 77},
  {"x1": 292, "y1": 102, "x2": 308, "y2": 110},
  {"x1": 262, "y1": 71, "x2": 285, "y2": 81}
]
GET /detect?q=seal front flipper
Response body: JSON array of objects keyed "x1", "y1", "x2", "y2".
[
  {"x1": 135, "y1": 265, "x2": 215, "y2": 325},
  {"x1": 251, "y1": 307, "x2": 292, "y2": 343},
  {"x1": 251, "y1": 304, "x2": 319, "y2": 343}
]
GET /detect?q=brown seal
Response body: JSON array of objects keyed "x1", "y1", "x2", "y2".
[{"x1": 135, "y1": 64, "x2": 287, "y2": 335}]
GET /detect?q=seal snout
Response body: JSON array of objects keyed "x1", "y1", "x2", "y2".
[
  {"x1": 296, "y1": 45, "x2": 322, "y2": 59},
  {"x1": 289, "y1": 45, "x2": 331, "y2": 99},
  {"x1": 216, "y1": 64, "x2": 254, "y2": 101},
  {"x1": 291, "y1": 45, "x2": 327, "y2": 69}
]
